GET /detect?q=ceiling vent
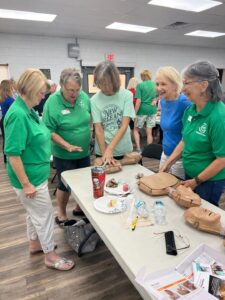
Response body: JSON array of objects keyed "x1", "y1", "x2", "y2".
[{"x1": 165, "y1": 22, "x2": 191, "y2": 30}]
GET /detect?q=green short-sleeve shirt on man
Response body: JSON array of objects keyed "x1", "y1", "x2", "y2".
[
  {"x1": 135, "y1": 80, "x2": 157, "y2": 115},
  {"x1": 42, "y1": 90, "x2": 91, "y2": 160},
  {"x1": 182, "y1": 101, "x2": 225, "y2": 180},
  {"x1": 91, "y1": 89, "x2": 135, "y2": 157},
  {"x1": 4, "y1": 97, "x2": 51, "y2": 189}
]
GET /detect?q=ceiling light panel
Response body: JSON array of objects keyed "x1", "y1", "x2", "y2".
[
  {"x1": 106, "y1": 22, "x2": 157, "y2": 33},
  {"x1": 148, "y1": 0, "x2": 222, "y2": 12},
  {"x1": 0, "y1": 9, "x2": 56, "y2": 22},
  {"x1": 185, "y1": 30, "x2": 225, "y2": 38}
]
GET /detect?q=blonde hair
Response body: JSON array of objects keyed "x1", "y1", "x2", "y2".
[
  {"x1": 0, "y1": 80, "x2": 13, "y2": 103},
  {"x1": 156, "y1": 66, "x2": 183, "y2": 93},
  {"x1": 127, "y1": 77, "x2": 138, "y2": 90},
  {"x1": 94, "y1": 61, "x2": 121, "y2": 94},
  {"x1": 17, "y1": 69, "x2": 49, "y2": 103},
  {"x1": 140, "y1": 69, "x2": 152, "y2": 81}
]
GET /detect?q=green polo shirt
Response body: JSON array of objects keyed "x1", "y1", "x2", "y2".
[
  {"x1": 182, "y1": 101, "x2": 225, "y2": 180},
  {"x1": 42, "y1": 90, "x2": 91, "y2": 159},
  {"x1": 135, "y1": 80, "x2": 157, "y2": 115},
  {"x1": 4, "y1": 97, "x2": 51, "y2": 189}
]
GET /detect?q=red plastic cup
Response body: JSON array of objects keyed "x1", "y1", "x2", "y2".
[
  {"x1": 123, "y1": 183, "x2": 129, "y2": 192},
  {"x1": 91, "y1": 166, "x2": 106, "y2": 198}
]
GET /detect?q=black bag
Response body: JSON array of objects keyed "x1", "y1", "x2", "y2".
[{"x1": 63, "y1": 218, "x2": 100, "y2": 256}]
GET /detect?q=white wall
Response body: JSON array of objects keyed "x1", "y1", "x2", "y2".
[
  {"x1": 1, "y1": 32, "x2": 225, "y2": 83},
  {"x1": 80, "y1": 39, "x2": 225, "y2": 79},
  {"x1": 0, "y1": 33, "x2": 80, "y2": 83}
]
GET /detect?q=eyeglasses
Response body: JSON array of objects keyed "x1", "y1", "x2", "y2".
[
  {"x1": 63, "y1": 86, "x2": 80, "y2": 95},
  {"x1": 183, "y1": 80, "x2": 206, "y2": 86},
  {"x1": 154, "y1": 230, "x2": 190, "y2": 252}
]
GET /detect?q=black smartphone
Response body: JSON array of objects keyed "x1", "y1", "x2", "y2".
[{"x1": 165, "y1": 231, "x2": 177, "y2": 256}]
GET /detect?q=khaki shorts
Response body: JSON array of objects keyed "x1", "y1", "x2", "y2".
[{"x1": 135, "y1": 114, "x2": 156, "y2": 129}]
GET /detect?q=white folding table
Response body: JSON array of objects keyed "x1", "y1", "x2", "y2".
[{"x1": 62, "y1": 164, "x2": 225, "y2": 299}]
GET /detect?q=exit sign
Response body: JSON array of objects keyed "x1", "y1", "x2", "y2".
[{"x1": 105, "y1": 53, "x2": 115, "y2": 61}]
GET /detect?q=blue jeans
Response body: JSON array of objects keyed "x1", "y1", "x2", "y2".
[{"x1": 186, "y1": 175, "x2": 225, "y2": 206}]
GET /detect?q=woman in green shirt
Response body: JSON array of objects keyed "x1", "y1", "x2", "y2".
[
  {"x1": 134, "y1": 69, "x2": 157, "y2": 152},
  {"x1": 160, "y1": 61, "x2": 225, "y2": 206},
  {"x1": 4, "y1": 69, "x2": 74, "y2": 271},
  {"x1": 43, "y1": 68, "x2": 91, "y2": 223}
]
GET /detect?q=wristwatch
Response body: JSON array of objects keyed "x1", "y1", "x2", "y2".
[{"x1": 194, "y1": 175, "x2": 203, "y2": 185}]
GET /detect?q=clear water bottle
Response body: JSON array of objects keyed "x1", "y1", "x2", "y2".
[
  {"x1": 135, "y1": 200, "x2": 149, "y2": 218},
  {"x1": 154, "y1": 200, "x2": 166, "y2": 225}
]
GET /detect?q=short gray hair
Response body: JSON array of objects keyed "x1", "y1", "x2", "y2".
[
  {"x1": 60, "y1": 68, "x2": 82, "y2": 87},
  {"x1": 182, "y1": 61, "x2": 223, "y2": 102}
]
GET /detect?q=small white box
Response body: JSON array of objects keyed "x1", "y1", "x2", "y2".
[{"x1": 136, "y1": 244, "x2": 225, "y2": 300}]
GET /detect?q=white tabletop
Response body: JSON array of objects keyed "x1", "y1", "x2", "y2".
[{"x1": 62, "y1": 164, "x2": 225, "y2": 300}]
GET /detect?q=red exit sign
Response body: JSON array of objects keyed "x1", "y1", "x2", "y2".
[{"x1": 105, "y1": 53, "x2": 115, "y2": 61}]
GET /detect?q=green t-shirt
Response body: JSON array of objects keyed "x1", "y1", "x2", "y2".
[
  {"x1": 42, "y1": 90, "x2": 91, "y2": 159},
  {"x1": 182, "y1": 101, "x2": 225, "y2": 180},
  {"x1": 135, "y1": 80, "x2": 157, "y2": 115},
  {"x1": 91, "y1": 89, "x2": 135, "y2": 157},
  {"x1": 4, "y1": 97, "x2": 51, "y2": 188}
]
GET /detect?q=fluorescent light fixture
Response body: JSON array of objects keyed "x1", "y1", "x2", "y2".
[
  {"x1": 106, "y1": 22, "x2": 157, "y2": 33},
  {"x1": 148, "y1": 0, "x2": 222, "y2": 12},
  {"x1": 185, "y1": 30, "x2": 225, "y2": 38},
  {"x1": 0, "y1": 9, "x2": 56, "y2": 22}
]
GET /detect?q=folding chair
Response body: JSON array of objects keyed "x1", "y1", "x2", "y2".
[
  {"x1": 140, "y1": 143, "x2": 163, "y2": 172},
  {"x1": 142, "y1": 143, "x2": 163, "y2": 160}
]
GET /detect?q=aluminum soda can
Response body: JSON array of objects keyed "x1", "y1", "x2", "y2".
[{"x1": 91, "y1": 166, "x2": 106, "y2": 198}]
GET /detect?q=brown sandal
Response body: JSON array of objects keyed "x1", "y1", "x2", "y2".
[{"x1": 55, "y1": 216, "x2": 68, "y2": 226}]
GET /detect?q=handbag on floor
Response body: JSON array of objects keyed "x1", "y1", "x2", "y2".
[{"x1": 63, "y1": 218, "x2": 100, "y2": 256}]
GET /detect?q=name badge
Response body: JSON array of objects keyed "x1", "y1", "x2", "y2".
[
  {"x1": 188, "y1": 115, "x2": 192, "y2": 122},
  {"x1": 61, "y1": 109, "x2": 70, "y2": 115}
]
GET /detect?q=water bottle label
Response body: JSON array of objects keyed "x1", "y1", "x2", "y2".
[{"x1": 135, "y1": 200, "x2": 145, "y2": 209}]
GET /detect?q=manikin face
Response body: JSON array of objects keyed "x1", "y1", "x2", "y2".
[
  {"x1": 155, "y1": 75, "x2": 177, "y2": 100},
  {"x1": 189, "y1": 207, "x2": 220, "y2": 223},
  {"x1": 61, "y1": 79, "x2": 81, "y2": 104}
]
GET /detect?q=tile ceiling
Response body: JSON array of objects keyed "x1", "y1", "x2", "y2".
[{"x1": 0, "y1": 0, "x2": 225, "y2": 49}]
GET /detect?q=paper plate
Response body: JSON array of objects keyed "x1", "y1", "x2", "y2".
[
  {"x1": 94, "y1": 196, "x2": 127, "y2": 214},
  {"x1": 104, "y1": 184, "x2": 131, "y2": 195}
]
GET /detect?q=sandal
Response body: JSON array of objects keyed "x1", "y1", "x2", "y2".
[
  {"x1": 45, "y1": 257, "x2": 75, "y2": 271},
  {"x1": 55, "y1": 216, "x2": 68, "y2": 226}
]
